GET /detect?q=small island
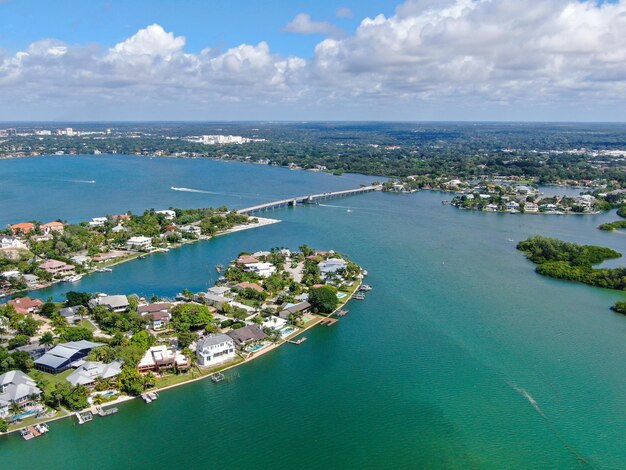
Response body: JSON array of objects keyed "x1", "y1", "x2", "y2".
[
  {"x1": 0, "y1": 246, "x2": 368, "y2": 436},
  {"x1": 517, "y1": 236, "x2": 626, "y2": 313}
]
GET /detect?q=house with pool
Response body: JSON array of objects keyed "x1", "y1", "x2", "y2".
[{"x1": 0, "y1": 370, "x2": 42, "y2": 419}]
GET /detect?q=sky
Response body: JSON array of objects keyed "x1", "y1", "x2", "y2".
[{"x1": 1, "y1": 0, "x2": 626, "y2": 121}]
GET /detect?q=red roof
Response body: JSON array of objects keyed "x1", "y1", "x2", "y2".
[
  {"x1": 8, "y1": 297, "x2": 44, "y2": 314},
  {"x1": 236, "y1": 282, "x2": 264, "y2": 293}
]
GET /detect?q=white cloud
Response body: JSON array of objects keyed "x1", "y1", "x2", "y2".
[
  {"x1": 3, "y1": 1, "x2": 626, "y2": 120},
  {"x1": 282, "y1": 13, "x2": 343, "y2": 38}
]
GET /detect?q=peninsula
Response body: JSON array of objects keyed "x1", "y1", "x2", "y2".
[{"x1": 0, "y1": 246, "x2": 368, "y2": 435}]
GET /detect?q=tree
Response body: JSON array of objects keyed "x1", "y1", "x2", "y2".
[
  {"x1": 117, "y1": 366, "x2": 144, "y2": 396},
  {"x1": 39, "y1": 332, "x2": 55, "y2": 349},
  {"x1": 171, "y1": 303, "x2": 213, "y2": 330},
  {"x1": 7, "y1": 335, "x2": 29, "y2": 350},
  {"x1": 0, "y1": 418, "x2": 8, "y2": 433},
  {"x1": 129, "y1": 330, "x2": 156, "y2": 350},
  {"x1": 17, "y1": 317, "x2": 40, "y2": 337},
  {"x1": 59, "y1": 326, "x2": 93, "y2": 342},
  {"x1": 40, "y1": 302, "x2": 57, "y2": 317},
  {"x1": 65, "y1": 291, "x2": 93, "y2": 307},
  {"x1": 177, "y1": 330, "x2": 196, "y2": 349},
  {"x1": 308, "y1": 286, "x2": 339, "y2": 313}
]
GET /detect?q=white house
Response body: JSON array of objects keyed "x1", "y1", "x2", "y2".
[
  {"x1": 244, "y1": 262, "x2": 276, "y2": 278},
  {"x1": 0, "y1": 236, "x2": 27, "y2": 250},
  {"x1": 318, "y1": 258, "x2": 347, "y2": 276},
  {"x1": 0, "y1": 370, "x2": 42, "y2": 418},
  {"x1": 156, "y1": 210, "x2": 176, "y2": 219},
  {"x1": 89, "y1": 217, "x2": 108, "y2": 227},
  {"x1": 126, "y1": 236, "x2": 153, "y2": 251},
  {"x1": 196, "y1": 334, "x2": 236, "y2": 367}
]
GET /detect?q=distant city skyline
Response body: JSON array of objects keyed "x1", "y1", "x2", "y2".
[{"x1": 1, "y1": 0, "x2": 626, "y2": 121}]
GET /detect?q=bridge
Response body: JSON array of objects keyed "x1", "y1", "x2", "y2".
[{"x1": 237, "y1": 185, "x2": 381, "y2": 215}]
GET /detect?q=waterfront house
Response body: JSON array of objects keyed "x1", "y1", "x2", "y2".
[
  {"x1": 236, "y1": 255, "x2": 259, "y2": 265},
  {"x1": 524, "y1": 202, "x2": 539, "y2": 213},
  {"x1": 126, "y1": 236, "x2": 153, "y2": 251},
  {"x1": 207, "y1": 286, "x2": 231, "y2": 297},
  {"x1": 278, "y1": 301, "x2": 311, "y2": 320},
  {"x1": 0, "y1": 370, "x2": 42, "y2": 418},
  {"x1": 318, "y1": 258, "x2": 347, "y2": 276},
  {"x1": 66, "y1": 360, "x2": 123, "y2": 387},
  {"x1": 34, "y1": 340, "x2": 103, "y2": 374},
  {"x1": 41, "y1": 221, "x2": 64, "y2": 234},
  {"x1": 90, "y1": 295, "x2": 129, "y2": 313},
  {"x1": 261, "y1": 316, "x2": 288, "y2": 330},
  {"x1": 9, "y1": 222, "x2": 34, "y2": 235},
  {"x1": 0, "y1": 236, "x2": 27, "y2": 250},
  {"x1": 7, "y1": 297, "x2": 44, "y2": 315},
  {"x1": 196, "y1": 334, "x2": 236, "y2": 367},
  {"x1": 39, "y1": 259, "x2": 75, "y2": 277},
  {"x1": 227, "y1": 324, "x2": 266, "y2": 347},
  {"x1": 137, "y1": 345, "x2": 189, "y2": 373},
  {"x1": 201, "y1": 292, "x2": 229, "y2": 308},
  {"x1": 244, "y1": 262, "x2": 276, "y2": 277},
  {"x1": 179, "y1": 224, "x2": 201, "y2": 236},
  {"x1": 138, "y1": 303, "x2": 172, "y2": 329}
]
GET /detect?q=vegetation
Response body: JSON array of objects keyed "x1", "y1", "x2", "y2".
[
  {"x1": 308, "y1": 286, "x2": 339, "y2": 313},
  {"x1": 611, "y1": 302, "x2": 626, "y2": 315},
  {"x1": 517, "y1": 236, "x2": 626, "y2": 291}
]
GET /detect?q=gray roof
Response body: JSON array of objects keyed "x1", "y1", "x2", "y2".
[
  {"x1": 66, "y1": 360, "x2": 123, "y2": 386},
  {"x1": 197, "y1": 334, "x2": 233, "y2": 350},
  {"x1": 281, "y1": 301, "x2": 311, "y2": 315},
  {"x1": 97, "y1": 295, "x2": 129, "y2": 309},
  {"x1": 227, "y1": 324, "x2": 266, "y2": 345},
  {"x1": 34, "y1": 341, "x2": 103, "y2": 368},
  {"x1": 59, "y1": 305, "x2": 81, "y2": 317},
  {"x1": 318, "y1": 258, "x2": 347, "y2": 274}
]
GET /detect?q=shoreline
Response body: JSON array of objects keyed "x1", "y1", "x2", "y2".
[
  {"x1": 3, "y1": 273, "x2": 364, "y2": 438},
  {"x1": 4, "y1": 216, "x2": 281, "y2": 300}
]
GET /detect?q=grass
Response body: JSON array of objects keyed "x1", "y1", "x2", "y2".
[
  {"x1": 74, "y1": 318, "x2": 96, "y2": 332},
  {"x1": 154, "y1": 356, "x2": 244, "y2": 389},
  {"x1": 28, "y1": 369, "x2": 74, "y2": 394}
]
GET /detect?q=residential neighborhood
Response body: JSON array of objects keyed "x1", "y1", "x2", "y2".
[{"x1": 0, "y1": 245, "x2": 366, "y2": 435}]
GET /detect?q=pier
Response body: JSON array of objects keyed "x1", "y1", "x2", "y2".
[{"x1": 237, "y1": 185, "x2": 381, "y2": 215}]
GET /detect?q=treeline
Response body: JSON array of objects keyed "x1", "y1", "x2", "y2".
[{"x1": 517, "y1": 236, "x2": 626, "y2": 291}]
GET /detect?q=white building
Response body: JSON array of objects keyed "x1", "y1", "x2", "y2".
[
  {"x1": 156, "y1": 210, "x2": 176, "y2": 220},
  {"x1": 244, "y1": 262, "x2": 276, "y2": 278},
  {"x1": 196, "y1": 334, "x2": 236, "y2": 367},
  {"x1": 89, "y1": 217, "x2": 108, "y2": 227},
  {"x1": 126, "y1": 236, "x2": 153, "y2": 251},
  {"x1": 0, "y1": 236, "x2": 26, "y2": 250}
]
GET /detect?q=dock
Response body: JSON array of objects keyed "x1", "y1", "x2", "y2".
[
  {"x1": 319, "y1": 318, "x2": 339, "y2": 326},
  {"x1": 75, "y1": 411, "x2": 93, "y2": 424},
  {"x1": 20, "y1": 423, "x2": 49, "y2": 440},
  {"x1": 237, "y1": 185, "x2": 381, "y2": 215},
  {"x1": 96, "y1": 406, "x2": 118, "y2": 417},
  {"x1": 211, "y1": 372, "x2": 225, "y2": 383},
  {"x1": 336, "y1": 309, "x2": 349, "y2": 317},
  {"x1": 288, "y1": 337, "x2": 308, "y2": 345}
]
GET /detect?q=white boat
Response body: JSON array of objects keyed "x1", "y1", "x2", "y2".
[
  {"x1": 147, "y1": 392, "x2": 159, "y2": 401},
  {"x1": 142, "y1": 394, "x2": 152, "y2": 403},
  {"x1": 95, "y1": 267, "x2": 113, "y2": 273},
  {"x1": 66, "y1": 274, "x2": 83, "y2": 282}
]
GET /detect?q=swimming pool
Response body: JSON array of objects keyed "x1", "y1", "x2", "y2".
[
  {"x1": 246, "y1": 343, "x2": 267, "y2": 353},
  {"x1": 280, "y1": 327, "x2": 296, "y2": 337},
  {"x1": 11, "y1": 409, "x2": 38, "y2": 421},
  {"x1": 337, "y1": 292, "x2": 347, "y2": 299}
]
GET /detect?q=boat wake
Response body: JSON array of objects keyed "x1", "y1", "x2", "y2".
[
  {"x1": 511, "y1": 384, "x2": 546, "y2": 418},
  {"x1": 72, "y1": 179, "x2": 96, "y2": 184},
  {"x1": 171, "y1": 186, "x2": 213, "y2": 194},
  {"x1": 507, "y1": 381, "x2": 592, "y2": 466}
]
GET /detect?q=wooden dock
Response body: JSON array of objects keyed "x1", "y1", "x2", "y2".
[
  {"x1": 336, "y1": 309, "x2": 349, "y2": 317},
  {"x1": 319, "y1": 318, "x2": 338, "y2": 326}
]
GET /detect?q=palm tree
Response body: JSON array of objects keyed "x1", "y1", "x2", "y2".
[
  {"x1": 9, "y1": 402, "x2": 22, "y2": 417},
  {"x1": 39, "y1": 331, "x2": 55, "y2": 349}
]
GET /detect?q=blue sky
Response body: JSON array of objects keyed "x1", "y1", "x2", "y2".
[
  {"x1": 0, "y1": 0, "x2": 394, "y2": 57},
  {"x1": 1, "y1": 0, "x2": 626, "y2": 121}
]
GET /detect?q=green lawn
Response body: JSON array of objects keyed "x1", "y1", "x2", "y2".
[
  {"x1": 74, "y1": 318, "x2": 96, "y2": 332},
  {"x1": 28, "y1": 369, "x2": 74, "y2": 394},
  {"x1": 154, "y1": 356, "x2": 244, "y2": 389}
]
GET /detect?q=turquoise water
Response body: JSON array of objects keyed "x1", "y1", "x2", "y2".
[{"x1": 1, "y1": 156, "x2": 626, "y2": 468}]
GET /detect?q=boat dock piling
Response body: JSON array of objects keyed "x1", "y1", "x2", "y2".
[{"x1": 288, "y1": 337, "x2": 308, "y2": 345}]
